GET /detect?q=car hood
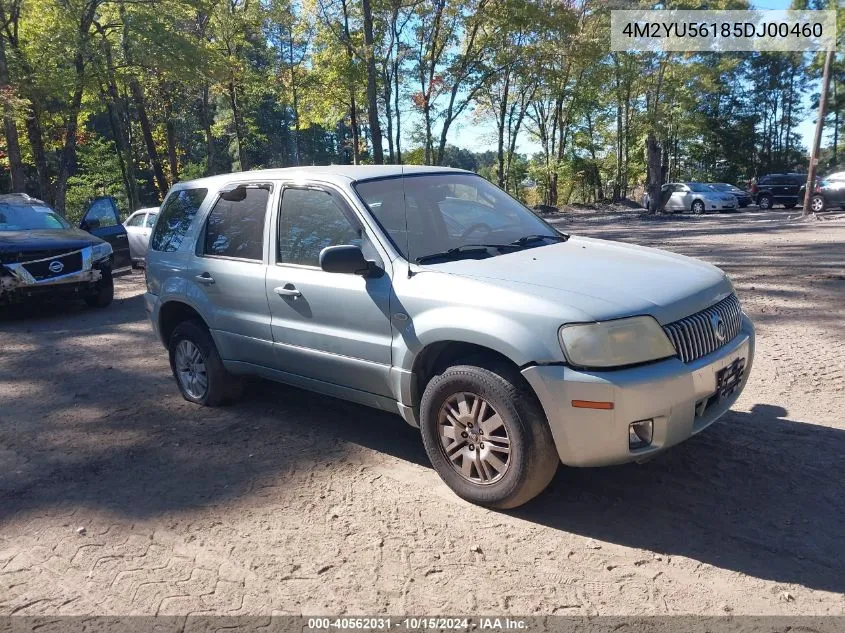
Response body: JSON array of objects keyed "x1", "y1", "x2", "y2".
[
  {"x1": 0, "y1": 228, "x2": 102, "y2": 254},
  {"x1": 427, "y1": 236, "x2": 734, "y2": 324}
]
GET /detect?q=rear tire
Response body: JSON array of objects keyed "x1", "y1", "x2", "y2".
[
  {"x1": 810, "y1": 195, "x2": 825, "y2": 213},
  {"x1": 758, "y1": 194, "x2": 772, "y2": 210},
  {"x1": 84, "y1": 268, "x2": 114, "y2": 308},
  {"x1": 168, "y1": 319, "x2": 243, "y2": 406},
  {"x1": 419, "y1": 361, "x2": 559, "y2": 509},
  {"x1": 691, "y1": 200, "x2": 705, "y2": 215}
]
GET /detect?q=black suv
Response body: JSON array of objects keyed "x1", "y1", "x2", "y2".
[
  {"x1": 0, "y1": 194, "x2": 131, "y2": 307},
  {"x1": 752, "y1": 173, "x2": 807, "y2": 209}
]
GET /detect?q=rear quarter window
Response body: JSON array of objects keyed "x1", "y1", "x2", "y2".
[{"x1": 150, "y1": 188, "x2": 208, "y2": 252}]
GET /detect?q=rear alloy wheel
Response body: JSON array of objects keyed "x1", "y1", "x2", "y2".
[
  {"x1": 691, "y1": 200, "x2": 705, "y2": 215},
  {"x1": 169, "y1": 319, "x2": 243, "y2": 406},
  {"x1": 758, "y1": 194, "x2": 772, "y2": 210},
  {"x1": 811, "y1": 195, "x2": 825, "y2": 213},
  {"x1": 175, "y1": 340, "x2": 209, "y2": 401},
  {"x1": 420, "y1": 362, "x2": 559, "y2": 509}
]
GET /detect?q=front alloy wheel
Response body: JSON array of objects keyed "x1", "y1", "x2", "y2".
[
  {"x1": 438, "y1": 392, "x2": 511, "y2": 484},
  {"x1": 420, "y1": 362, "x2": 560, "y2": 509},
  {"x1": 691, "y1": 200, "x2": 705, "y2": 215}
]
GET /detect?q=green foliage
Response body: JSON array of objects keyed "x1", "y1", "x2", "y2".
[
  {"x1": 66, "y1": 137, "x2": 129, "y2": 223},
  {"x1": 0, "y1": 0, "x2": 838, "y2": 210}
]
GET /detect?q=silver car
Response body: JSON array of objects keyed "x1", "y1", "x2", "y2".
[
  {"x1": 144, "y1": 166, "x2": 755, "y2": 508},
  {"x1": 123, "y1": 207, "x2": 159, "y2": 266},
  {"x1": 664, "y1": 182, "x2": 737, "y2": 214}
]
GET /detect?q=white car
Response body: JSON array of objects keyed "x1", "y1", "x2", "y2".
[
  {"x1": 664, "y1": 182, "x2": 737, "y2": 214},
  {"x1": 123, "y1": 207, "x2": 159, "y2": 266}
]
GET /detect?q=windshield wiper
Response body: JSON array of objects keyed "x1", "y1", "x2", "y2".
[
  {"x1": 510, "y1": 233, "x2": 568, "y2": 246},
  {"x1": 415, "y1": 243, "x2": 517, "y2": 264}
]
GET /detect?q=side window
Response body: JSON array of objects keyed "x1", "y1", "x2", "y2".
[
  {"x1": 144, "y1": 213, "x2": 158, "y2": 228},
  {"x1": 84, "y1": 198, "x2": 119, "y2": 228},
  {"x1": 126, "y1": 213, "x2": 145, "y2": 227},
  {"x1": 203, "y1": 186, "x2": 270, "y2": 261},
  {"x1": 150, "y1": 188, "x2": 208, "y2": 252},
  {"x1": 278, "y1": 188, "x2": 362, "y2": 267}
]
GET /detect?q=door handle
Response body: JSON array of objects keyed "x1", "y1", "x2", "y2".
[
  {"x1": 195, "y1": 273, "x2": 215, "y2": 285},
  {"x1": 274, "y1": 285, "x2": 302, "y2": 298},
  {"x1": 116, "y1": 234, "x2": 127, "y2": 239}
]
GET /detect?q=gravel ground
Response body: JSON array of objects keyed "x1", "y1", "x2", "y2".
[{"x1": 0, "y1": 208, "x2": 843, "y2": 616}]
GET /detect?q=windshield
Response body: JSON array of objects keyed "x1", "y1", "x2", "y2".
[
  {"x1": 686, "y1": 183, "x2": 712, "y2": 193},
  {"x1": 0, "y1": 203, "x2": 71, "y2": 231},
  {"x1": 708, "y1": 183, "x2": 731, "y2": 191},
  {"x1": 354, "y1": 173, "x2": 561, "y2": 263}
]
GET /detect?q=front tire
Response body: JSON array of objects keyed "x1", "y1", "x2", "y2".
[
  {"x1": 168, "y1": 319, "x2": 243, "y2": 406},
  {"x1": 84, "y1": 268, "x2": 113, "y2": 308},
  {"x1": 691, "y1": 200, "x2": 705, "y2": 215},
  {"x1": 758, "y1": 194, "x2": 772, "y2": 210},
  {"x1": 419, "y1": 362, "x2": 559, "y2": 509}
]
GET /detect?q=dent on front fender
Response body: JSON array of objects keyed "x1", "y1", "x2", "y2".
[{"x1": 391, "y1": 305, "x2": 561, "y2": 372}]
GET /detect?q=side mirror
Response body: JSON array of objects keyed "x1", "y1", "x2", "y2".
[{"x1": 319, "y1": 245, "x2": 378, "y2": 277}]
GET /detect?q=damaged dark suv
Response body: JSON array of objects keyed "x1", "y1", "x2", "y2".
[{"x1": 0, "y1": 194, "x2": 131, "y2": 308}]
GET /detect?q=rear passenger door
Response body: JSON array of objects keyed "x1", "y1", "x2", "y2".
[
  {"x1": 265, "y1": 184, "x2": 394, "y2": 397},
  {"x1": 825, "y1": 174, "x2": 845, "y2": 206},
  {"x1": 187, "y1": 183, "x2": 276, "y2": 366},
  {"x1": 81, "y1": 196, "x2": 131, "y2": 272}
]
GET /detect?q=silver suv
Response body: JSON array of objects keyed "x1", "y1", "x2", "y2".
[{"x1": 145, "y1": 166, "x2": 755, "y2": 508}]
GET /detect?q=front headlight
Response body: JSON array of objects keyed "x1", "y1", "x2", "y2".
[
  {"x1": 91, "y1": 241, "x2": 113, "y2": 262},
  {"x1": 559, "y1": 316, "x2": 676, "y2": 369}
]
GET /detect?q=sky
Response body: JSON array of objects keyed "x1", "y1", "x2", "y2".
[{"x1": 446, "y1": 0, "x2": 821, "y2": 161}]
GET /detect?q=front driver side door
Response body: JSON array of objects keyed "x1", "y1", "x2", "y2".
[
  {"x1": 81, "y1": 196, "x2": 131, "y2": 272},
  {"x1": 265, "y1": 184, "x2": 394, "y2": 398},
  {"x1": 665, "y1": 185, "x2": 685, "y2": 211}
]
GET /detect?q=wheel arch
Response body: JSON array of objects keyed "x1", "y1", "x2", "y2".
[
  {"x1": 409, "y1": 340, "x2": 530, "y2": 410},
  {"x1": 158, "y1": 300, "x2": 209, "y2": 349}
]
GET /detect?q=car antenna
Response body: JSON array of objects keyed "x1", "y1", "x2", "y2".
[{"x1": 402, "y1": 165, "x2": 415, "y2": 279}]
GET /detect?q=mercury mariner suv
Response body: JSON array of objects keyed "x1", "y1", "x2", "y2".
[{"x1": 144, "y1": 166, "x2": 755, "y2": 508}]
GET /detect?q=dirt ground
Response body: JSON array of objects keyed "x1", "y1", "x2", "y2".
[{"x1": 1, "y1": 208, "x2": 844, "y2": 616}]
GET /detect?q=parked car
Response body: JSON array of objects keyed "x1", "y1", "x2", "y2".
[
  {"x1": 124, "y1": 206, "x2": 159, "y2": 266},
  {"x1": 532, "y1": 204, "x2": 559, "y2": 215},
  {"x1": 707, "y1": 182, "x2": 752, "y2": 208},
  {"x1": 807, "y1": 171, "x2": 845, "y2": 213},
  {"x1": 145, "y1": 166, "x2": 754, "y2": 509},
  {"x1": 663, "y1": 182, "x2": 738, "y2": 214},
  {"x1": 0, "y1": 193, "x2": 131, "y2": 307},
  {"x1": 751, "y1": 173, "x2": 806, "y2": 209}
]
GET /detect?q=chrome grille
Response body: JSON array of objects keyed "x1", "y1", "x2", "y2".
[{"x1": 663, "y1": 294, "x2": 743, "y2": 363}]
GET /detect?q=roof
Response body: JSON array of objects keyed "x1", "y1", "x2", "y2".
[
  {"x1": 172, "y1": 165, "x2": 469, "y2": 191},
  {"x1": 0, "y1": 193, "x2": 48, "y2": 205}
]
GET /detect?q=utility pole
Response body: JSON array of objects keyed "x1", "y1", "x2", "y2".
[{"x1": 804, "y1": 48, "x2": 835, "y2": 216}]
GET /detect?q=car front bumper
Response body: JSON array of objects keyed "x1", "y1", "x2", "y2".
[
  {"x1": 521, "y1": 314, "x2": 755, "y2": 467},
  {"x1": 0, "y1": 264, "x2": 104, "y2": 304}
]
